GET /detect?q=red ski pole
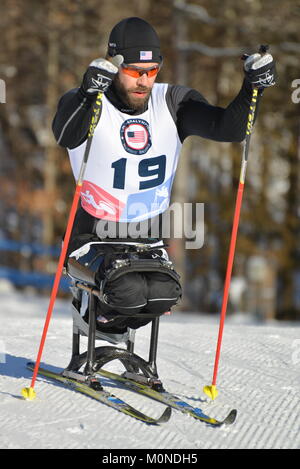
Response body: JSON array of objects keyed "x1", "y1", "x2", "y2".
[
  {"x1": 22, "y1": 92, "x2": 104, "y2": 400},
  {"x1": 203, "y1": 86, "x2": 259, "y2": 400}
]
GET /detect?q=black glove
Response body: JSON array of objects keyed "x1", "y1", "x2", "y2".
[
  {"x1": 244, "y1": 52, "x2": 277, "y2": 88},
  {"x1": 80, "y1": 57, "x2": 122, "y2": 96}
]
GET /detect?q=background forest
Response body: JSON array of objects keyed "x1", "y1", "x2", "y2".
[{"x1": 0, "y1": 0, "x2": 299, "y2": 320}]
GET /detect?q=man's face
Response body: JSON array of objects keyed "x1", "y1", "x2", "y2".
[{"x1": 114, "y1": 62, "x2": 159, "y2": 111}]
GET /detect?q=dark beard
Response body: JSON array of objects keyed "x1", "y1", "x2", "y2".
[{"x1": 113, "y1": 74, "x2": 151, "y2": 113}]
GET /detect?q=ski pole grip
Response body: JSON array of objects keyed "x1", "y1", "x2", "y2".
[
  {"x1": 241, "y1": 44, "x2": 269, "y2": 61},
  {"x1": 258, "y1": 44, "x2": 269, "y2": 55}
]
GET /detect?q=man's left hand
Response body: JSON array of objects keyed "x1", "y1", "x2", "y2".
[{"x1": 244, "y1": 52, "x2": 277, "y2": 88}]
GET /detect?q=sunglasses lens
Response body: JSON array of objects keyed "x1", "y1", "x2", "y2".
[
  {"x1": 122, "y1": 68, "x2": 140, "y2": 77},
  {"x1": 122, "y1": 66, "x2": 159, "y2": 78},
  {"x1": 147, "y1": 68, "x2": 159, "y2": 77}
]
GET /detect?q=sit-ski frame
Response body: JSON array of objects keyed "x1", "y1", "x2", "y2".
[{"x1": 62, "y1": 281, "x2": 164, "y2": 391}]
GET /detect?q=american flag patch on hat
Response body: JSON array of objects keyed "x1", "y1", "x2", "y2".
[{"x1": 140, "y1": 51, "x2": 152, "y2": 60}]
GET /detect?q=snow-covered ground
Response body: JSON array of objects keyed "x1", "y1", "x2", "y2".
[{"x1": 0, "y1": 281, "x2": 299, "y2": 450}]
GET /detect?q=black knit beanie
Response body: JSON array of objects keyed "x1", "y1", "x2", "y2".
[{"x1": 107, "y1": 17, "x2": 162, "y2": 64}]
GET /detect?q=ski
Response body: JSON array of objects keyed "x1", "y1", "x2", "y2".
[
  {"x1": 97, "y1": 369, "x2": 237, "y2": 426},
  {"x1": 26, "y1": 362, "x2": 171, "y2": 425}
]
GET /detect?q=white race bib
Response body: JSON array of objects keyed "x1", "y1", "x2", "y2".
[{"x1": 68, "y1": 83, "x2": 182, "y2": 222}]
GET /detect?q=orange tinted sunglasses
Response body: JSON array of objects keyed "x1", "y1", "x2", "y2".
[{"x1": 121, "y1": 63, "x2": 160, "y2": 78}]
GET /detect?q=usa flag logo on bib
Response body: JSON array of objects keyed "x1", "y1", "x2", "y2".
[{"x1": 120, "y1": 118, "x2": 152, "y2": 155}]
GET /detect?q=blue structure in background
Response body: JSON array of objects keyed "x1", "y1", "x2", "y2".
[
  {"x1": 0, "y1": 239, "x2": 60, "y2": 256},
  {"x1": 0, "y1": 239, "x2": 70, "y2": 291}
]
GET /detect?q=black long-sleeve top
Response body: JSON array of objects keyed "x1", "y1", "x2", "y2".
[{"x1": 52, "y1": 79, "x2": 260, "y2": 149}]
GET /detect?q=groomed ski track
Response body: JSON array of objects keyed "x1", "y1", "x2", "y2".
[{"x1": 0, "y1": 286, "x2": 299, "y2": 449}]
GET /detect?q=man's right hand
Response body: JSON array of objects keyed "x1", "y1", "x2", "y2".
[{"x1": 80, "y1": 57, "x2": 121, "y2": 95}]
